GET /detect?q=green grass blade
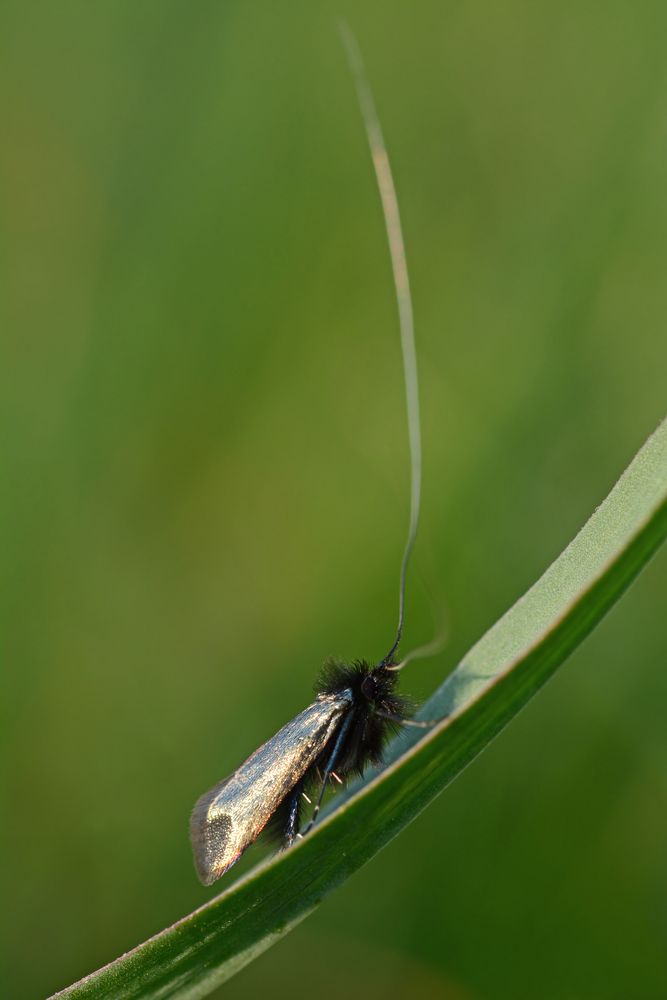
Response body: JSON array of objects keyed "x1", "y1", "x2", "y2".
[{"x1": 53, "y1": 418, "x2": 667, "y2": 1000}]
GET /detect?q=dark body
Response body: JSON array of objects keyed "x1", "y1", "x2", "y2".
[{"x1": 190, "y1": 659, "x2": 410, "y2": 885}]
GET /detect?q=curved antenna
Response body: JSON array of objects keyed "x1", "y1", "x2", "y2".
[
  {"x1": 339, "y1": 23, "x2": 422, "y2": 668},
  {"x1": 387, "y1": 580, "x2": 449, "y2": 672},
  {"x1": 387, "y1": 632, "x2": 447, "y2": 672}
]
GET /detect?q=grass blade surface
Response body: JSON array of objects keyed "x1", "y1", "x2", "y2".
[{"x1": 53, "y1": 418, "x2": 667, "y2": 999}]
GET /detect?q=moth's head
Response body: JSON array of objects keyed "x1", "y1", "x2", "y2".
[
  {"x1": 360, "y1": 671, "x2": 378, "y2": 701},
  {"x1": 316, "y1": 658, "x2": 398, "y2": 704},
  {"x1": 360, "y1": 664, "x2": 398, "y2": 704}
]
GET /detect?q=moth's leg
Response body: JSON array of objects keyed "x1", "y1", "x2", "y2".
[
  {"x1": 378, "y1": 710, "x2": 440, "y2": 728},
  {"x1": 298, "y1": 711, "x2": 354, "y2": 839},
  {"x1": 283, "y1": 778, "x2": 305, "y2": 849}
]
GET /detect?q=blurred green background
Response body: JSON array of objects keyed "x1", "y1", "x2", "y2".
[{"x1": 1, "y1": 2, "x2": 666, "y2": 998}]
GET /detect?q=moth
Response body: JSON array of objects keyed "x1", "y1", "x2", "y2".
[{"x1": 190, "y1": 25, "x2": 438, "y2": 888}]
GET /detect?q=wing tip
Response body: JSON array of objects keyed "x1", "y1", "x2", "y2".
[{"x1": 190, "y1": 787, "x2": 240, "y2": 886}]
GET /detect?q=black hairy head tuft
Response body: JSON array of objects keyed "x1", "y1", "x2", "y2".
[
  {"x1": 316, "y1": 657, "x2": 375, "y2": 696},
  {"x1": 314, "y1": 656, "x2": 415, "y2": 775}
]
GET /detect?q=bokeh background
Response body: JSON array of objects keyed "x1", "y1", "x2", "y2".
[{"x1": 2, "y1": 3, "x2": 666, "y2": 998}]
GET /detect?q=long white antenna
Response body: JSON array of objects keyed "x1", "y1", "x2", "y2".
[{"x1": 339, "y1": 23, "x2": 422, "y2": 668}]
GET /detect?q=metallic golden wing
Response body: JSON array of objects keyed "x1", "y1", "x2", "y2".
[{"x1": 190, "y1": 690, "x2": 352, "y2": 885}]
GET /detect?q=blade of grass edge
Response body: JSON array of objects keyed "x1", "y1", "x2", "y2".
[{"x1": 52, "y1": 417, "x2": 667, "y2": 1000}]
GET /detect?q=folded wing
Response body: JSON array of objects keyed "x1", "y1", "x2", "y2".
[{"x1": 190, "y1": 691, "x2": 352, "y2": 885}]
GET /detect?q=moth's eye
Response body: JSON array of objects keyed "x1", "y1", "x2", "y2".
[{"x1": 361, "y1": 675, "x2": 377, "y2": 700}]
